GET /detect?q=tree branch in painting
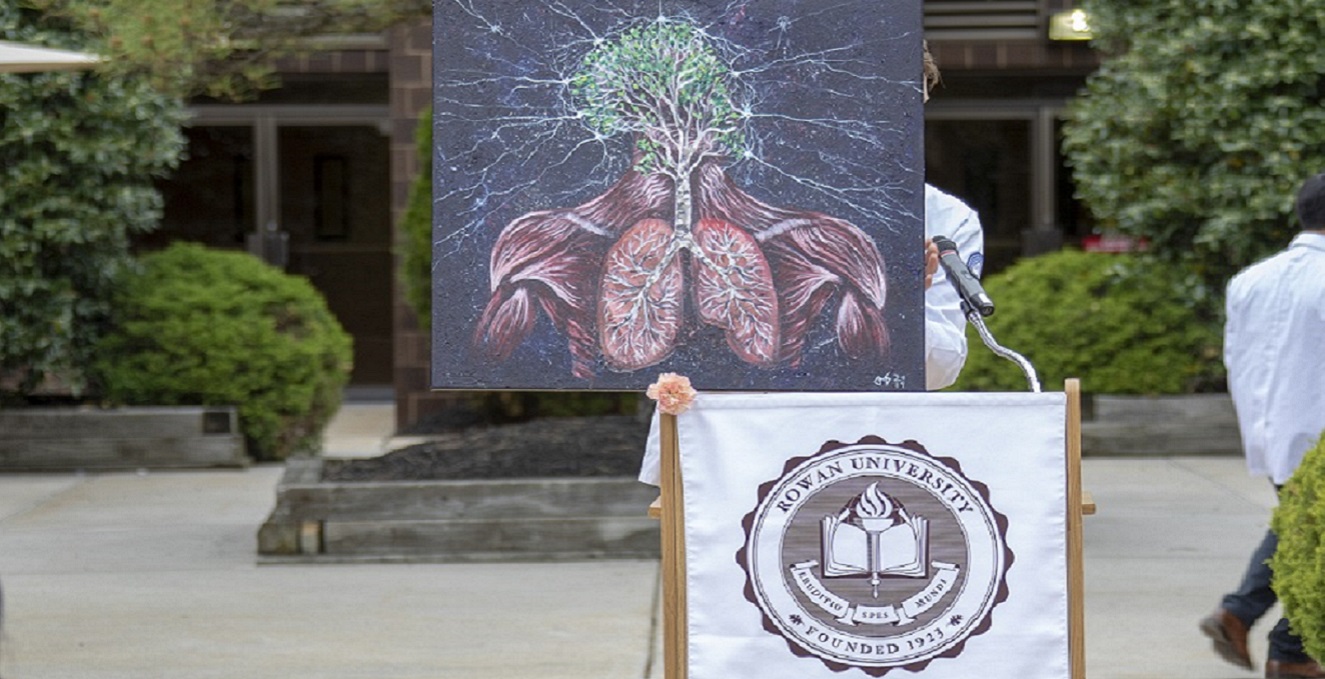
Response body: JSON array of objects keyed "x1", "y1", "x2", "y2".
[{"x1": 471, "y1": 16, "x2": 890, "y2": 379}]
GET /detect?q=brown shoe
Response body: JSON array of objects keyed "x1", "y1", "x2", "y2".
[
  {"x1": 1200, "y1": 609, "x2": 1253, "y2": 670},
  {"x1": 1266, "y1": 659, "x2": 1325, "y2": 678}
]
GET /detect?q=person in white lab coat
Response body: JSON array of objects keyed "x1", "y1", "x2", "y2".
[
  {"x1": 922, "y1": 183, "x2": 984, "y2": 390},
  {"x1": 1201, "y1": 173, "x2": 1325, "y2": 679}
]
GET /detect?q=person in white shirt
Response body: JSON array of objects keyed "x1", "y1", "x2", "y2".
[
  {"x1": 1201, "y1": 172, "x2": 1325, "y2": 679},
  {"x1": 922, "y1": 183, "x2": 984, "y2": 390}
]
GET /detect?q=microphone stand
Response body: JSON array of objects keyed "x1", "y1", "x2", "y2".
[{"x1": 963, "y1": 301, "x2": 1041, "y2": 393}]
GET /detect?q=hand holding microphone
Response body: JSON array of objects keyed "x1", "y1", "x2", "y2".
[{"x1": 930, "y1": 235, "x2": 994, "y2": 317}]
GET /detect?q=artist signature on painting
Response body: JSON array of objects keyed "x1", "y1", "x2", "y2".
[{"x1": 873, "y1": 372, "x2": 908, "y2": 390}]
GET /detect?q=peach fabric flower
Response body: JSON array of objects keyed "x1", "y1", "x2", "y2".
[{"x1": 647, "y1": 372, "x2": 698, "y2": 415}]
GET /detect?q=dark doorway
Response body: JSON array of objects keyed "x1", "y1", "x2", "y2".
[{"x1": 156, "y1": 117, "x2": 394, "y2": 386}]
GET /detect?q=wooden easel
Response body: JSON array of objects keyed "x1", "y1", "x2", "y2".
[{"x1": 649, "y1": 378, "x2": 1095, "y2": 679}]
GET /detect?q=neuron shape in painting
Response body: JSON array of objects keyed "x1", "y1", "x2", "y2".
[{"x1": 473, "y1": 19, "x2": 890, "y2": 379}]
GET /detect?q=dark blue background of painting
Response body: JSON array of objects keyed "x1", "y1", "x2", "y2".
[{"x1": 432, "y1": 0, "x2": 925, "y2": 392}]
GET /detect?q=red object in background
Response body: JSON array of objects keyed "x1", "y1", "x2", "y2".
[{"x1": 1082, "y1": 234, "x2": 1149, "y2": 253}]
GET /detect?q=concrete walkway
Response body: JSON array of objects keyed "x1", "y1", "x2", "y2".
[{"x1": 0, "y1": 403, "x2": 1285, "y2": 678}]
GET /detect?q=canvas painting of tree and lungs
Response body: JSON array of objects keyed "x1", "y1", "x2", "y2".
[{"x1": 432, "y1": 0, "x2": 926, "y2": 392}]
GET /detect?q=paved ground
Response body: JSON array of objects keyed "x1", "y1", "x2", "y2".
[{"x1": 0, "y1": 403, "x2": 1285, "y2": 678}]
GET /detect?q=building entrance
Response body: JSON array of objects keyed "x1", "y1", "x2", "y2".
[{"x1": 155, "y1": 107, "x2": 393, "y2": 386}]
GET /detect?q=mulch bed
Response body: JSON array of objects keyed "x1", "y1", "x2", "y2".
[{"x1": 321, "y1": 415, "x2": 649, "y2": 482}]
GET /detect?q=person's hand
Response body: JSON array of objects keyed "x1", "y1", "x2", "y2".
[{"x1": 924, "y1": 238, "x2": 938, "y2": 289}]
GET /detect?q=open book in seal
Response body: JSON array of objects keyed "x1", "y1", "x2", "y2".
[{"x1": 820, "y1": 483, "x2": 929, "y2": 579}]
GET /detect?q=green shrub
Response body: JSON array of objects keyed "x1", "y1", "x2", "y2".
[
  {"x1": 400, "y1": 107, "x2": 432, "y2": 332},
  {"x1": 0, "y1": 4, "x2": 185, "y2": 399},
  {"x1": 950, "y1": 250, "x2": 1223, "y2": 394},
  {"x1": 1272, "y1": 431, "x2": 1325, "y2": 661},
  {"x1": 92, "y1": 243, "x2": 353, "y2": 461}
]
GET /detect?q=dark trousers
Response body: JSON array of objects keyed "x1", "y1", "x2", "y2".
[{"x1": 1222, "y1": 521, "x2": 1310, "y2": 662}]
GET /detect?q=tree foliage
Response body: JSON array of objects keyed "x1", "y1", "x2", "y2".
[
  {"x1": 571, "y1": 19, "x2": 747, "y2": 176},
  {"x1": 1063, "y1": 0, "x2": 1325, "y2": 298},
  {"x1": 31, "y1": 0, "x2": 429, "y2": 99},
  {"x1": 0, "y1": 2, "x2": 185, "y2": 399}
]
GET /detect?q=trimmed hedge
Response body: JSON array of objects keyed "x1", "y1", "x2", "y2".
[
  {"x1": 950, "y1": 250, "x2": 1223, "y2": 394},
  {"x1": 92, "y1": 243, "x2": 353, "y2": 461},
  {"x1": 1272, "y1": 431, "x2": 1325, "y2": 661}
]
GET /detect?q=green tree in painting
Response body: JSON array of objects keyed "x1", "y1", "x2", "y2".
[
  {"x1": 476, "y1": 16, "x2": 892, "y2": 376},
  {"x1": 571, "y1": 19, "x2": 748, "y2": 237}
]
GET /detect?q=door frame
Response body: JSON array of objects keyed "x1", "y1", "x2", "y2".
[
  {"x1": 186, "y1": 104, "x2": 391, "y2": 235},
  {"x1": 925, "y1": 98, "x2": 1067, "y2": 236}
]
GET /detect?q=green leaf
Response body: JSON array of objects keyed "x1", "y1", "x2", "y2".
[
  {"x1": 1, "y1": 4, "x2": 185, "y2": 399},
  {"x1": 1065, "y1": 0, "x2": 1325, "y2": 302},
  {"x1": 568, "y1": 19, "x2": 748, "y2": 172}
]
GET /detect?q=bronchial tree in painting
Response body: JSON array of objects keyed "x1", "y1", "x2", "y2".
[
  {"x1": 474, "y1": 18, "x2": 890, "y2": 379},
  {"x1": 575, "y1": 22, "x2": 746, "y2": 238}
]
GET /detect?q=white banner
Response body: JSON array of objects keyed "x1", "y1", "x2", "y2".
[{"x1": 677, "y1": 391, "x2": 1069, "y2": 679}]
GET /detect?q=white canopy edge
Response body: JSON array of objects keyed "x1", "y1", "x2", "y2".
[{"x1": 0, "y1": 40, "x2": 103, "y2": 74}]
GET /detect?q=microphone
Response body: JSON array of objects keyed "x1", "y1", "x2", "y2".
[{"x1": 932, "y1": 235, "x2": 994, "y2": 317}]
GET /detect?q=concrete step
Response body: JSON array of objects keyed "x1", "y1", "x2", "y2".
[
  {"x1": 0, "y1": 406, "x2": 249, "y2": 469},
  {"x1": 259, "y1": 458, "x2": 660, "y2": 562}
]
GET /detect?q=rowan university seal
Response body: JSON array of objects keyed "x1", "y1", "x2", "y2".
[{"x1": 738, "y1": 436, "x2": 1012, "y2": 675}]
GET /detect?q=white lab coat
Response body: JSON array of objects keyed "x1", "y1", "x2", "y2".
[
  {"x1": 638, "y1": 184, "x2": 985, "y2": 485},
  {"x1": 1224, "y1": 232, "x2": 1325, "y2": 484},
  {"x1": 923, "y1": 184, "x2": 985, "y2": 390}
]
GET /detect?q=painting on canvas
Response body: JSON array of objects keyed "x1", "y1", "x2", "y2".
[{"x1": 432, "y1": 0, "x2": 925, "y2": 391}]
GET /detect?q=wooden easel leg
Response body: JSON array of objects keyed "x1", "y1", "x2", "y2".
[
  {"x1": 658, "y1": 413, "x2": 687, "y2": 679},
  {"x1": 1065, "y1": 379, "x2": 1087, "y2": 679}
]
